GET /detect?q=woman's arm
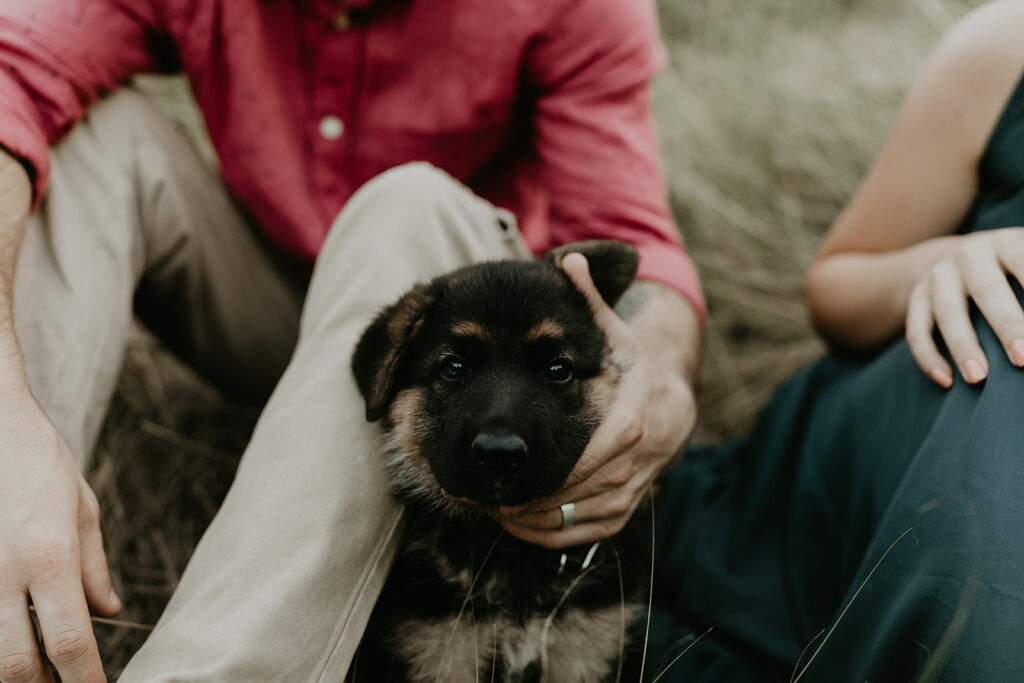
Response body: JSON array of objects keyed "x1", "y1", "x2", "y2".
[{"x1": 806, "y1": 0, "x2": 1024, "y2": 369}]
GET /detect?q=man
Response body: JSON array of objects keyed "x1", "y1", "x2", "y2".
[{"x1": 0, "y1": 0, "x2": 704, "y2": 680}]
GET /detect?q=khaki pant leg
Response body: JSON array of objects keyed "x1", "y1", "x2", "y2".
[
  {"x1": 120, "y1": 163, "x2": 530, "y2": 681},
  {"x1": 14, "y1": 88, "x2": 302, "y2": 467}
]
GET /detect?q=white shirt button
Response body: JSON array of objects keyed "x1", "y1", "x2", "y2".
[{"x1": 319, "y1": 115, "x2": 345, "y2": 141}]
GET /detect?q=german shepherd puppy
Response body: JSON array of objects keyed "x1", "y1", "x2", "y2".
[{"x1": 350, "y1": 240, "x2": 648, "y2": 683}]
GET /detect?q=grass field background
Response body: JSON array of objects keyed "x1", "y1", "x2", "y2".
[{"x1": 90, "y1": 0, "x2": 982, "y2": 675}]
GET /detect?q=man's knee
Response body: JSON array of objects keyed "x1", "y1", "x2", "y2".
[
  {"x1": 318, "y1": 162, "x2": 519, "y2": 270},
  {"x1": 342, "y1": 163, "x2": 503, "y2": 239},
  {"x1": 353, "y1": 162, "x2": 467, "y2": 210},
  {"x1": 66, "y1": 88, "x2": 175, "y2": 164}
]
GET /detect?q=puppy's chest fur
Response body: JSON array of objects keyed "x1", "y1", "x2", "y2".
[{"x1": 357, "y1": 510, "x2": 646, "y2": 683}]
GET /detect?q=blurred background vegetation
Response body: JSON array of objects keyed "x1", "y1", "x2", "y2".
[{"x1": 90, "y1": 0, "x2": 983, "y2": 675}]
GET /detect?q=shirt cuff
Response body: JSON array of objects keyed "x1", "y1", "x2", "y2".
[
  {"x1": 634, "y1": 241, "x2": 706, "y2": 325},
  {"x1": 0, "y1": 70, "x2": 51, "y2": 209}
]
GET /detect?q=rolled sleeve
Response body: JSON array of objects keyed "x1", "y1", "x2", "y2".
[
  {"x1": 634, "y1": 239, "x2": 704, "y2": 316},
  {"x1": 0, "y1": 0, "x2": 168, "y2": 206},
  {"x1": 527, "y1": 0, "x2": 705, "y2": 319}
]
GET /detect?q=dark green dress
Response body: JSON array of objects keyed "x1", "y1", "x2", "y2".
[{"x1": 650, "y1": 72, "x2": 1024, "y2": 682}]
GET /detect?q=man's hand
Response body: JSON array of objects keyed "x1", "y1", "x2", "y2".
[
  {"x1": 0, "y1": 399, "x2": 119, "y2": 683},
  {"x1": 495, "y1": 253, "x2": 700, "y2": 549}
]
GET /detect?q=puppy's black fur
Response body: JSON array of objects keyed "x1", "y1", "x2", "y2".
[{"x1": 350, "y1": 241, "x2": 649, "y2": 683}]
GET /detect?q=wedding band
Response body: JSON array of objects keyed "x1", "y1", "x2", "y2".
[{"x1": 559, "y1": 502, "x2": 577, "y2": 530}]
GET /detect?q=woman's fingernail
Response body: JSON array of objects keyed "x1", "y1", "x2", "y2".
[
  {"x1": 109, "y1": 588, "x2": 122, "y2": 610},
  {"x1": 931, "y1": 368, "x2": 953, "y2": 388},
  {"x1": 1012, "y1": 339, "x2": 1024, "y2": 367},
  {"x1": 964, "y1": 358, "x2": 987, "y2": 384}
]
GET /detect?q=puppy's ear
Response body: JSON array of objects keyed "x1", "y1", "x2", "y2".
[
  {"x1": 546, "y1": 240, "x2": 640, "y2": 307},
  {"x1": 352, "y1": 284, "x2": 435, "y2": 422}
]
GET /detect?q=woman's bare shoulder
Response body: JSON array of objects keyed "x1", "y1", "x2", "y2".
[
  {"x1": 818, "y1": 1, "x2": 1024, "y2": 257},
  {"x1": 929, "y1": 1, "x2": 1024, "y2": 142}
]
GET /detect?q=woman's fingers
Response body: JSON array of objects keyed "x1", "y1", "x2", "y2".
[
  {"x1": 996, "y1": 238, "x2": 1024, "y2": 365},
  {"x1": 961, "y1": 248, "x2": 1024, "y2": 368},
  {"x1": 908, "y1": 230, "x2": 1024, "y2": 387},
  {"x1": 906, "y1": 279, "x2": 954, "y2": 388},
  {"x1": 929, "y1": 260, "x2": 988, "y2": 383}
]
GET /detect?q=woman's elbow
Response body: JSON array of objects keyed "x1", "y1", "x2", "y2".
[{"x1": 804, "y1": 255, "x2": 896, "y2": 355}]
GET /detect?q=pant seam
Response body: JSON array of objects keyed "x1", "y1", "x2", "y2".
[{"x1": 314, "y1": 505, "x2": 405, "y2": 681}]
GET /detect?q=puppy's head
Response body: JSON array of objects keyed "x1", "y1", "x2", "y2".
[{"x1": 352, "y1": 240, "x2": 639, "y2": 513}]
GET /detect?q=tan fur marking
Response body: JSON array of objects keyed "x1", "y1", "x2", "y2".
[
  {"x1": 525, "y1": 319, "x2": 567, "y2": 342},
  {"x1": 582, "y1": 352, "x2": 626, "y2": 425},
  {"x1": 387, "y1": 388, "x2": 442, "y2": 500},
  {"x1": 389, "y1": 389, "x2": 427, "y2": 457},
  {"x1": 450, "y1": 320, "x2": 490, "y2": 340},
  {"x1": 392, "y1": 604, "x2": 633, "y2": 683}
]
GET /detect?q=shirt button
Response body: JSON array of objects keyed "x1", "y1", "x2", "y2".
[
  {"x1": 319, "y1": 115, "x2": 345, "y2": 141},
  {"x1": 332, "y1": 12, "x2": 351, "y2": 31}
]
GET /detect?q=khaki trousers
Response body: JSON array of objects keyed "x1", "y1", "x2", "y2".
[{"x1": 14, "y1": 88, "x2": 529, "y2": 681}]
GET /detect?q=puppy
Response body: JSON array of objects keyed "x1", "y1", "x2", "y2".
[{"x1": 350, "y1": 240, "x2": 649, "y2": 683}]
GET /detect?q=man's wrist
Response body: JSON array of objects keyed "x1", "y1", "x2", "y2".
[
  {"x1": 0, "y1": 149, "x2": 34, "y2": 405},
  {"x1": 0, "y1": 149, "x2": 32, "y2": 222},
  {"x1": 616, "y1": 279, "x2": 703, "y2": 384}
]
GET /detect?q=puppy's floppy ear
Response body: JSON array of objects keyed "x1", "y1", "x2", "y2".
[
  {"x1": 352, "y1": 283, "x2": 435, "y2": 422},
  {"x1": 546, "y1": 240, "x2": 640, "y2": 307}
]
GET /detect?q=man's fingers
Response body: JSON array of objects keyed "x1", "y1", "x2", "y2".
[
  {"x1": 78, "y1": 518, "x2": 120, "y2": 618},
  {"x1": 929, "y1": 262, "x2": 988, "y2": 383},
  {"x1": 499, "y1": 516, "x2": 628, "y2": 551},
  {"x1": 499, "y1": 485, "x2": 641, "y2": 531},
  {"x1": 513, "y1": 427, "x2": 642, "y2": 514},
  {"x1": 499, "y1": 458, "x2": 655, "y2": 531},
  {"x1": 569, "y1": 403, "x2": 644, "y2": 484},
  {"x1": 0, "y1": 593, "x2": 53, "y2": 683},
  {"x1": 906, "y1": 281, "x2": 953, "y2": 388},
  {"x1": 559, "y1": 444, "x2": 641, "y2": 504},
  {"x1": 560, "y1": 253, "x2": 631, "y2": 340},
  {"x1": 28, "y1": 548, "x2": 105, "y2": 683}
]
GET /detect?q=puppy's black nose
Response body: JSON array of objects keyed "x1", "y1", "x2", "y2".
[{"x1": 471, "y1": 433, "x2": 527, "y2": 472}]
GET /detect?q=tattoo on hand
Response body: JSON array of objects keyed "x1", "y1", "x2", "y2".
[{"x1": 614, "y1": 281, "x2": 654, "y2": 321}]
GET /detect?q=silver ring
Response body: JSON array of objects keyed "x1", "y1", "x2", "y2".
[{"x1": 559, "y1": 502, "x2": 577, "y2": 530}]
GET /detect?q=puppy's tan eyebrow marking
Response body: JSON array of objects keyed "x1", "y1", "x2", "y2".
[
  {"x1": 449, "y1": 320, "x2": 490, "y2": 340},
  {"x1": 525, "y1": 319, "x2": 566, "y2": 342}
]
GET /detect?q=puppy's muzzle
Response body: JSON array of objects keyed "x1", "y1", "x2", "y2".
[{"x1": 471, "y1": 433, "x2": 527, "y2": 474}]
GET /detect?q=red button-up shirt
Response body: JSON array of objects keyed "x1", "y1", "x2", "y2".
[{"x1": 0, "y1": 0, "x2": 704, "y2": 315}]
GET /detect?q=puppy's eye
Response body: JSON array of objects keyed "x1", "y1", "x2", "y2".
[
  {"x1": 545, "y1": 359, "x2": 574, "y2": 383},
  {"x1": 440, "y1": 357, "x2": 467, "y2": 382}
]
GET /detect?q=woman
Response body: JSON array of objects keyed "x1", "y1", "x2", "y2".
[{"x1": 652, "y1": 2, "x2": 1024, "y2": 680}]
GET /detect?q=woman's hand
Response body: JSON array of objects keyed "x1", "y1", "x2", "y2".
[
  {"x1": 493, "y1": 254, "x2": 698, "y2": 549},
  {"x1": 906, "y1": 227, "x2": 1024, "y2": 388}
]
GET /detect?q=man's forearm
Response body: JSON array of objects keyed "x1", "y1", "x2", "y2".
[
  {"x1": 0, "y1": 149, "x2": 34, "y2": 396},
  {"x1": 615, "y1": 280, "x2": 703, "y2": 385}
]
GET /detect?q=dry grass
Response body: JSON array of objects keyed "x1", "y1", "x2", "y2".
[
  {"x1": 655, "y1": 0, "x2": 980, "y2": 439},
  {"x1": 88, "y1": 0, "x2": 982, "y2": 676}
]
